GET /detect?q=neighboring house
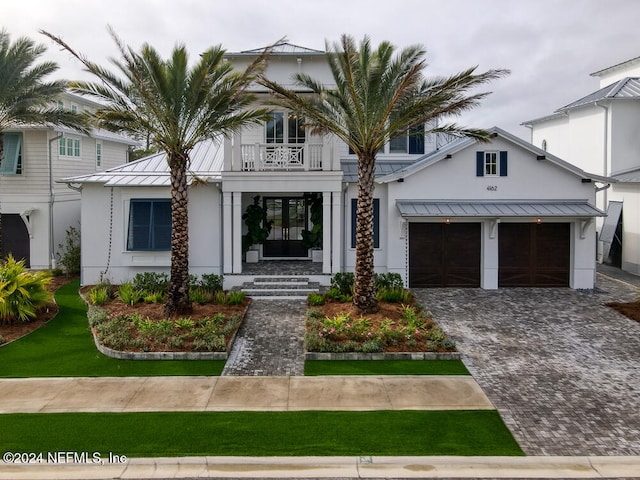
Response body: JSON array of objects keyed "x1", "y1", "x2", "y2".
[
  {"x1": 65, "y1": 44, "x2": 609, "y2": 290},
  {"x1": 523, "y1": 56, "x2": 640, "y2": 274},
  {"x1": 0, "y1": 92, "x2": 137, "y2": 269}
]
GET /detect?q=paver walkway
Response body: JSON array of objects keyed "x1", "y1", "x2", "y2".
[
  {"x1": 412, "y1": 272, "x2": 640, "y2": 456},
  {"x1": 222, "y1": 299, "x2": 307, "y2": 376}
]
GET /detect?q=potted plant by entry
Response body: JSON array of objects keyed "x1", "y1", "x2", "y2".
[{"x1": 242, "y1": 195, "x2": 273, "y2": 262}]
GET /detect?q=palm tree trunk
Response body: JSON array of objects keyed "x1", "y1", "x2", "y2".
[
  {"x1": 0, "y1": 132, "x2": 4, "y2": 259},
  {"x1": 353, "y1": 153, "x2": 378, "y2": 314},
  {"x1": 165, "y1": 155, "x2": 192, "y2": 317}
]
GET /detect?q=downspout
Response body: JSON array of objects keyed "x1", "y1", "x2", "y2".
[
  {"x1": 595, "y1": 102, "x2": 610, "y2": 207},
  {"x1": 48, "y1": 132, "x2": 63, "y2": 269}
]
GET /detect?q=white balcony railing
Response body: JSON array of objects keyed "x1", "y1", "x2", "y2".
[{"x1": 241, "y1": 143, "x2": 323, "y2": 171}]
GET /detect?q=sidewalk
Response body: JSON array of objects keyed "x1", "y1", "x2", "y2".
[
  {"x1": 0, "y1": 375, "x2": 493, "y2": 413},
  {"x1": 2, "y1": 455, "x2": 640, "y2": 479}
]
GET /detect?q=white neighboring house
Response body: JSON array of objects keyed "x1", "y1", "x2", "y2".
[
  {"x1": 523, "y1": 55, "x2": 640, "y2": 274},
  {"x1": 64, "y1": 44, "x2": 609, "y2": 290},
  {"x1": 0, "y1": 92, "x2": 137, "y2": 270}
]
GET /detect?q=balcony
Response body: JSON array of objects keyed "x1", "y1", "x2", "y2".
[{"x1": 241, "y1": 143, "x2": 323, "y2": 171}]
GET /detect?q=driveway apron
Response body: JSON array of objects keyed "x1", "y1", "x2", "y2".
[
  {"x1": 222, "y1": 299, "x2": 307, "y2": 376},
  {"x1": 412, "y1": 273, "x2": 640, "y2": 456}
]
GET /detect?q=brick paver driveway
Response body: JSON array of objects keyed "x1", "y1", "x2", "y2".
[{"x1": 413, "y1": 274, "x2": 640, "y2": 455}]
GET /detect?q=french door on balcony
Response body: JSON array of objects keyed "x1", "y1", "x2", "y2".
[{"x1": 263, "y1": 197, "x2": 308, "y2": 258}]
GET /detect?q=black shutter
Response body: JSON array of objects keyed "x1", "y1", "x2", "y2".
[
  {"x1": 476, "y1": 151, "x2": 484, "y2": 176},
  {"x1": 499, "y1": 151, "x2": 508, "y2": 176}
]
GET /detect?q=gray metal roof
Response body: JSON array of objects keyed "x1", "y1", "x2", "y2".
[
  {"x1": 341, "y1": 160, "x2": 415, "y2": 182},
  {"x1": 233, "y1": 43, "x2": 325, "y2": 56},
  {"x1": 558, "y1": 77, "x2": 640, "y2": 111},
  {"x1": 396, "y1": 200, "x2": 605, "y2": 218},
  {"x1": 591, "y1": 56, "x2": 640, "y2": 77},
  {"x1": 612, "y1": 167, "x2": 640, "y2": 183},
  {"x1": 63, "y1": 138, "x2": 223, "y2": 186}
]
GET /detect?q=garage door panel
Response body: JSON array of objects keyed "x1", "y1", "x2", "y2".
[
  {"x1": 409, "y1": 223, "x2": 480, "y2": 288},
  {"x1": 499, "y1": 223, "x2": 569, "y2": 287},
  {"x1": 1, "y1": 214, "x2": 30, "y2": 267}
]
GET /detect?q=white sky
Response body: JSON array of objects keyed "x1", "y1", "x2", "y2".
[{"x1": 4, "y1": 0, "x2": 640, "y2": 139}]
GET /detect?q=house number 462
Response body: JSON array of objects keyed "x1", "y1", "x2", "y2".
[{"x1": 487, "y1": 185, "x2": 498, "y2": 191}]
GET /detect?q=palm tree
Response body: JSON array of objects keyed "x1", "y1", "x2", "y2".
[
  {"x1": 0, "y1": 29, "x2": 86, "y2": 255},
  {"x1": 42, "y1": 28, "x2": 272, "y2": 316},
  {"x1": 261, "y1": 35, "x2": 508, "y2": 313}
]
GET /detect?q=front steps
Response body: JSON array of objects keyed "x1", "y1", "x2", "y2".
[{"x1": 236, "y1": 276, "x2": 321, "y2": 300}]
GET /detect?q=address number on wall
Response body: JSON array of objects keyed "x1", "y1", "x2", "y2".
[{"x1": 486, "y1": 185, "x2": 498, "y2": 191}]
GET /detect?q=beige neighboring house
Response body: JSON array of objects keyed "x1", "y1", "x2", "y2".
[
  {"x1": 0, "y1": 92, "x2": 137, "y2": 269},
  {"x1": 523, "y1": 55, "x2": 640, "y2": 275}
]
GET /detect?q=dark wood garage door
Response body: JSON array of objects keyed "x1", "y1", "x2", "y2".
[
  {"x1": 409, "y1": 223, "x2": 481, "y2": 287},
  {"x1": 499, "y1": 223, "x2": 569, "y2": 287},
  {"x1": 0, "y1": 214, "x2": 30, "y2": 267}
]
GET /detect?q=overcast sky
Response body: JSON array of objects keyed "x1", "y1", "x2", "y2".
[{"x1": 4, "y1": 0, "x2": 640, "y2": 140}]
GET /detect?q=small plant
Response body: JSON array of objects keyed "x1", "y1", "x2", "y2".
[
  {"x1": 174, "y1": 318, "x2": 195, "y2": 330},
  {"x1": 118, "y1": 282, "x2": 143, "y2": 306},
  {"x1": 307, "y1": 293, "x2": 325, "y2": 306},
  {"x1": 306, "y1": 308, "x2": 324, "y2": 321},
  {"x1": 0, "y1": 255, "x2": 52, "y2": 324},
  {"x1": 226, "y1": 290, "x2": 246, "y2": 305},
  {"x1": 189, "y1": 288, "x2": 211, "y2": 305},
  {"x1": 0, "y1": 334, "x2": 5, "y2": 345},
  {"x1": 89, "y1": 285, "x2": 111, "y2": 305},
  {"x1": 212, "y1": 290, "x2": 227, "y2": 305},
  {"x1": 87, "y1": 306, "x2": 108, "y2": 327},
  {"x1": 143, "y1": 291, "x2": 165, "y2": 304},
  {"x1": 374, "y1": 273, "x2": 404, "y2": 290},
  {"x1": 376, "y1": 287, "x2": 413, "y2": 303},
  {"x1": 199, "y1": 273, "x2": 223, "y2": 293},
  {"x1": 56, "y1": 226, "x2": 81, "y2": 275},
  {"x1": 330, "y1": 272, "x2": 354, "y2": 296}
]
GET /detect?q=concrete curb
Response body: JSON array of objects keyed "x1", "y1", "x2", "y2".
[{"x1": 2, "y1": 455, "x2": 639, "y2": 479}]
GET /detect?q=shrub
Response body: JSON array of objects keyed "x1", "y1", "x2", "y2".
[
  {"x1": 189, "y1": 288, "x2": 212, "y2": 305},
  {"x1": 199, "y1": 274, "x2": 223, "y2": 293},
  {"x1": 307, "y1": 293, "x2": 325, "y2": 306},
  {"x1": 56, "y1": 226, "x2": 81, "y2": 275},
  {"x1": 212, "y1": 290, "x2": 227, "y2": 305},
  {"x1": 325, "y1": 288, "x2": 346, "y2": 302},
  {"x1": 87, "y1": 306, "x2": 108, "y2": 327},
  {"x1": 306, "y1": 308, "x2": 324, "y2": 321},
  {"x1": 376, "y1": 287, "x2": 413, "y2": 303},
  {"x1": 0, "y1": 255, "x2": 52, "y2": 324},
  {"x1": 330, "y1": 272, "x2": 354, "y2": 296},
  {"x1": 361, "y1": 339, "x2": 383, "y2": 353},
  {"x1": 174, "y1": 318, "x2": 195, "y2": 330},
  {"x1": 374, "y1": 273, "x2": 404, "y2": 290},
  {"x1": 0, "y1": 335, "x2": 5, "y2": 345},
  {"x1": 118, "y1": 282, "x2": 143, "y2": 306},
  {"x1": 132, "y1": 272, "x2": 169, "y2": 294},
  {"x1": 143, "y1": 291, "x2": 165, "y2": 304},
  {"x1": 89, "y1": 286, "x2": 111, "y2": 305},
  {"x1": 226, "y1": 290, "x2": 246, "y2": 305}
]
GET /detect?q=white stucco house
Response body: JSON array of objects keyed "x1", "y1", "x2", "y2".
[
  {"x1": 65, "y1": 44, "x2": 610, "y2": 290},
  {"x1": 523, "y1": 55, "x2": 640, "y2": 274},
  {"x1": 0, "y1": 92, "x2": 136, "y2": 269}
]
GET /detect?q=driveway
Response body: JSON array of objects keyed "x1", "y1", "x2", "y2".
[{"x1": 412, "y1": 273, "x2": 640, "y2": 455}]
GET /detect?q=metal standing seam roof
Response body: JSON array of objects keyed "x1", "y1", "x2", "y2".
[
  {"x1": 612, "y1": 167, "x2": 640, "y2": 183},
  {"x1": 233, "y1": 43, "x2": 325, "y2": 56},
  {"x1": 396, "y1": 200, "x2": 605, "y2": 218},
  {"x1": 63, "y1": 138, "x2": 224, "y2": 186},
  {"x1": 558, "y1": 77, "x2": 640, "y2": 111},
  {"x1": 341, "y1": 160, "x2": 415, "y2": 182}
]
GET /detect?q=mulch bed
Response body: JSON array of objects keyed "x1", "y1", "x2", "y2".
[{"x1": 606, "y1": 301, "x2": 640, "y2": 324}]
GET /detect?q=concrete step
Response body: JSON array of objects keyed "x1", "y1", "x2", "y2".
[{"x1": 236, "y1": 277, "x2": 320, "y2": 300}]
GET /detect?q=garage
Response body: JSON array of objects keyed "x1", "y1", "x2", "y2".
[
  {"x1": 499, "y1": 223, "x2": 570, "y2": 287},
  {"x1": 409, "y1": 223, "x2": 481, "y2": 287},
  {"x1": 0, "y1": 214, "x2": 30, "y2": 267}
]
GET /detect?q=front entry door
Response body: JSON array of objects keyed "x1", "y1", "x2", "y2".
[{"x1": 263, "y1": 197, "x2": 308, "y2": 257}]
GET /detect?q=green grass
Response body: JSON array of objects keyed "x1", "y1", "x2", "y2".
[
  {"x1": 0, "y1": 280, "x2": 224, "y2": 377},
  {"x1": 305, "y1": 359, "x2": 470, "y2": 376},
  {"x1": 0, "y1": 411, "x2": 524, "y2": 456}
]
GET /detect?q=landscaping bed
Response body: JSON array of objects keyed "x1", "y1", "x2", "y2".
[
  {"x1": 304, "y1": 273, "x2": 456, "y2": 355},
  {"x1": 84, "y1": 273, "x2": 249, "y2": 355},
  {"x1": 606, "y1": 300, "x2": 640, "y2": 324}
]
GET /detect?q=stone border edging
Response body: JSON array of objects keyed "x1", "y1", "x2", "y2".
[
  {"x1": 305, "y1": 351, "x2": 461, "y2": 360},
  {"x1": 91, "y1": 334, "x2": 228, "y2": 360}
]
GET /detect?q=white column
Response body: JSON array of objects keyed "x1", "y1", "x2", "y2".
[
  {"x1": 232, "y1": 192, "x2": 243, "y2": 273},
  {"x1": 331, "y1": 190, "x2": 342, "y2": 274},
  {"x1": 222, "y1": 192, "x2": 233, "y2": 274},
  {"x1": 322, "y1": 192, "x2": 331, "y2": 274}
]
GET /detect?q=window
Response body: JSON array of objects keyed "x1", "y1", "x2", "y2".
[
  {"x1": 541, "y1": 139, "x2": 548, "y2": 151},
  {"x1": 56, "y1": 100, "x2": 64, "y2": 109},
  {"x1": 71, "y1": 104, "x2": 78, "y2": 113},
  {"x1": 58, "y1": 137, "x2": 81, "y2": 157},
  {"x1": 0, "y1": 132, "x2": 23, "y2": 175},
  {"x1": 127, "y1": 199, "x2": 171, "y2": 251},
  {"x1": 96, "y1": 142, "x2": 102, "y2": 168},
  {"x1": 476, "y1": 151, "x2": 507, "y2": 177},
  {"x1": 351, "y1": 198, "x2": 380, "y2": 248},
  {"x1": 389, "y1": 125, "x2": 425, "y2": 154},
  {"x1": 266, "y1": 112, "x2": 305, "y2": 144}
]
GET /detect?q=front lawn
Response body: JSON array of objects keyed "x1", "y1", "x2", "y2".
[
  {"x1": 0, "y1": 410, "x2": 524, "y2": 456},
  {"x1": 0, "y1": 280, "x2": 225, "y2": 378},
  {"x1": 305, "y1": 359, "x2": 470, "y2": 376}
]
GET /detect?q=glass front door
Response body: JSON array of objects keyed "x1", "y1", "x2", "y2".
[{"x1": 263, "y1": 197, "x2": 308, "y2": 257}]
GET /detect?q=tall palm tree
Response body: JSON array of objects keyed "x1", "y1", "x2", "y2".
[
  {"x1": 261, "y1": 35, "x2": 508, "y2": 313},
  {"x1": 42, "y1": 28, "x2": 272, "y2": 316},
  {"x1": 0, "y1": 29, "x2": 86, "y2": 255}
]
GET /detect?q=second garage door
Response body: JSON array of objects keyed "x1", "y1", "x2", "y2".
[
  {"x1": 409, "y1": 223, "x2": 481, "y2": 287},
  {"x1": 499, "y1": 223, "x2": 570, "y2": 287},
  {"x1": 0, "y1": 214, "x2": 30, "y2": 267}
]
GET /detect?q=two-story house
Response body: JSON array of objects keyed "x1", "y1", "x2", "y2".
[
  {"x1": 66, "y1": 44, "x2": 609, "y2": 290},
  {"x1": 0, "y1": 92, "x2": 137, "y2": 269},
  {"x1": 523, "y1": 56, "x2": 640, "y2": 275}
]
